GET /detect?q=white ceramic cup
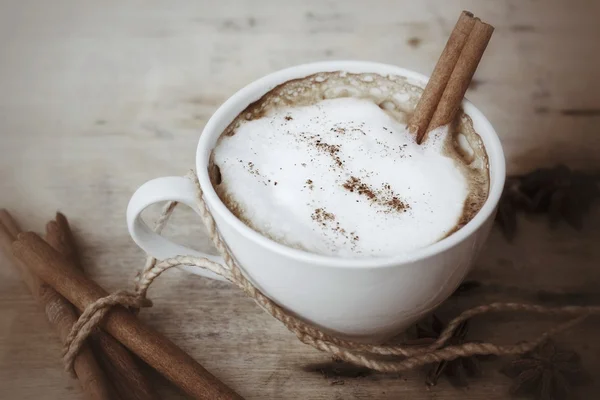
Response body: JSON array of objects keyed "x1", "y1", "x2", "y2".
[{"x1": 127, "y1": 61, "x2": 505, "y2": 342}]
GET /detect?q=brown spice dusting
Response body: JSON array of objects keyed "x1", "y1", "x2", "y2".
[
  {"x1": 387, "y1": 197, "x2": 408, "y2": 213},
  {"x1": 306, "y1": 179, "x2": 314, "y2": 190},
  {"x1": 284, "y1": 115, "x2": 293, "y2": 121},
  {"x1": 245, "y1": 161, "x2": 260, "y2": 176},
  {"x1": 312, "y1": 208, "x2": 335, "y2": 222},
  {"x1": 342, "y1": 177, "x2": 410, "y2": 213},
  {"x1": 342, "y1": 177, "x2": 376, "y2": 199},
  {"x1": 314, "y1": 140, "x2": 343, "y2": 168},
  {"x1": 311, "y1": 208, "x2": 360, "y2": 250}
]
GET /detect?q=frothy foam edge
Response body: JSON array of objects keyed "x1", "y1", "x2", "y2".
[{"x1": 210, "y1": 71, "x2": 489, "y2": 258}]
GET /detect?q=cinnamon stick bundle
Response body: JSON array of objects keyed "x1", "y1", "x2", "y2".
[
  {"x1": 0, "y1": 211, "x2": 114, "y2": 400},
  {"x1": 409, "y1": 11, "x2": 494, "y2": 144},
  {"x1": 13, "y1": 232, "x2": 243, "y2": 400},
  {"x1": 45, "y1": 214, "x2": 158, "y2": 400}
]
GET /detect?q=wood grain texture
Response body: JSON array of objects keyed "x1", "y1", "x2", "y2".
[{"x1": 1, "y1": 0, "x2": 599, "y2": 399}]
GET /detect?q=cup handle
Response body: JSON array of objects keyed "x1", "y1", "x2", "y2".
[{"x1": 126, "y1": 176, "x2": 228, "y2": 281}]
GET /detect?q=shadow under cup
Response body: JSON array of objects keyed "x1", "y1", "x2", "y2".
[{"x1": 197, "y1": 61, "x2": 505, "y2": 341}]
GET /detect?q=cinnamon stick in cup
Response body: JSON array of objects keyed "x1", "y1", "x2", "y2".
[
  {"x1": 46, "y1": 214, "x2": 158, "y2": 400},
  {"x1": 408, "y1": 11, "x2": 476, "y2": 144},
  {"x1": 408, "y1": 12, "x2": 494, "y2": 144},
  {"x1": 13, "y1": 232, "x2": 243, "y2": 400},
  {"x1": 0, "y1": 210, "x2": 114, "y2": 400},
  {"x1": 425, "y1": 19, "x2": 494, "y2": 133}
]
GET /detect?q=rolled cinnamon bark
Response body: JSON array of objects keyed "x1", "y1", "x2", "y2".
[
  {"x1": 0, "y1": 211, "x2": 113, "y2": 400},
  {"x1": 408, "y1": 11, "x2": 476, "y2": 144},
  {"x1": 13, "y1": 232, "x2": 243, "y2": 400},
  {"x1": 46, "y1": 214, "x2": 159, "y2": 400},
  {"x1": 425, "y1": 19, "x2": 494, "y2": 133}
]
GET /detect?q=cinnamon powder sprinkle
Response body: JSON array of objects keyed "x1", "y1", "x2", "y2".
[
  {"x1": 311, "y1": 208, "x2": 360, "y2": 249},
  {"x1": 342, "y1": 177, "x2": 376, "y2": 200},
  {"x1": 386, "y1": 197, "x2": 407, "y2": 213},
  {"x1": 342, "y1": 176, "x2": 410, "y2": 213},
  {"x1": 314, "y1": 140, "x2": 343, "y2": 168},
  {"x1": 312, "y1": 208, "x2": 335, "y2": 222}
]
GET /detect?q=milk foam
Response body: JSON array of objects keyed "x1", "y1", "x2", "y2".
[{"x1": 212, "y1": 97, "x2": 472, "y2": 257}]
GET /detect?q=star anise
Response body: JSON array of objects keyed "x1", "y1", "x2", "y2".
[
  {"x1": 417, "y1": 315, "x2": 486, "y2": 387},
  {"x1": 501, "y1": 340, "x2": 591, "y2": 400},
  {"x1": 496, "y1": 176, "x2": 522, "y2": 240},
  {"x1": 496, "y1": 165, "x2": 599, "y2": 240}
]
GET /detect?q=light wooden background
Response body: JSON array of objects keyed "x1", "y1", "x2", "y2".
[{"x1": 1, "y1": 1, "x2": 599, "y2": 399}]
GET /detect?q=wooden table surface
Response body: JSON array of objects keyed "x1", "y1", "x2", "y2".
[{"x1": 1, "y1": 1, "x2": 599, "y2": 399}]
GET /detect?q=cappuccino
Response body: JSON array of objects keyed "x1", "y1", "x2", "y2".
[{"x1": 209, "y1": 71, "x2": 489, "y2": 257}]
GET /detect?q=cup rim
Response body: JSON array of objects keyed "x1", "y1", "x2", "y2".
[{"x1": 197, "y1": 60, "x2": 506, "y2": 268}]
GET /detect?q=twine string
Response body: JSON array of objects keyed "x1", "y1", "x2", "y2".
[{"x1": 62, "y1": 170, "x2": 598, "y2": 374}]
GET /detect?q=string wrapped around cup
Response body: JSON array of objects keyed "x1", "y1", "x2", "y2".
[{"x1": 61, "y1": 170, "x2": 599, "y2": 375}]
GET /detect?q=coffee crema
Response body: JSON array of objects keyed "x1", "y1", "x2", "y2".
[{"x1": 209, "y1": 71, "x2": 489, "y2": 258}]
